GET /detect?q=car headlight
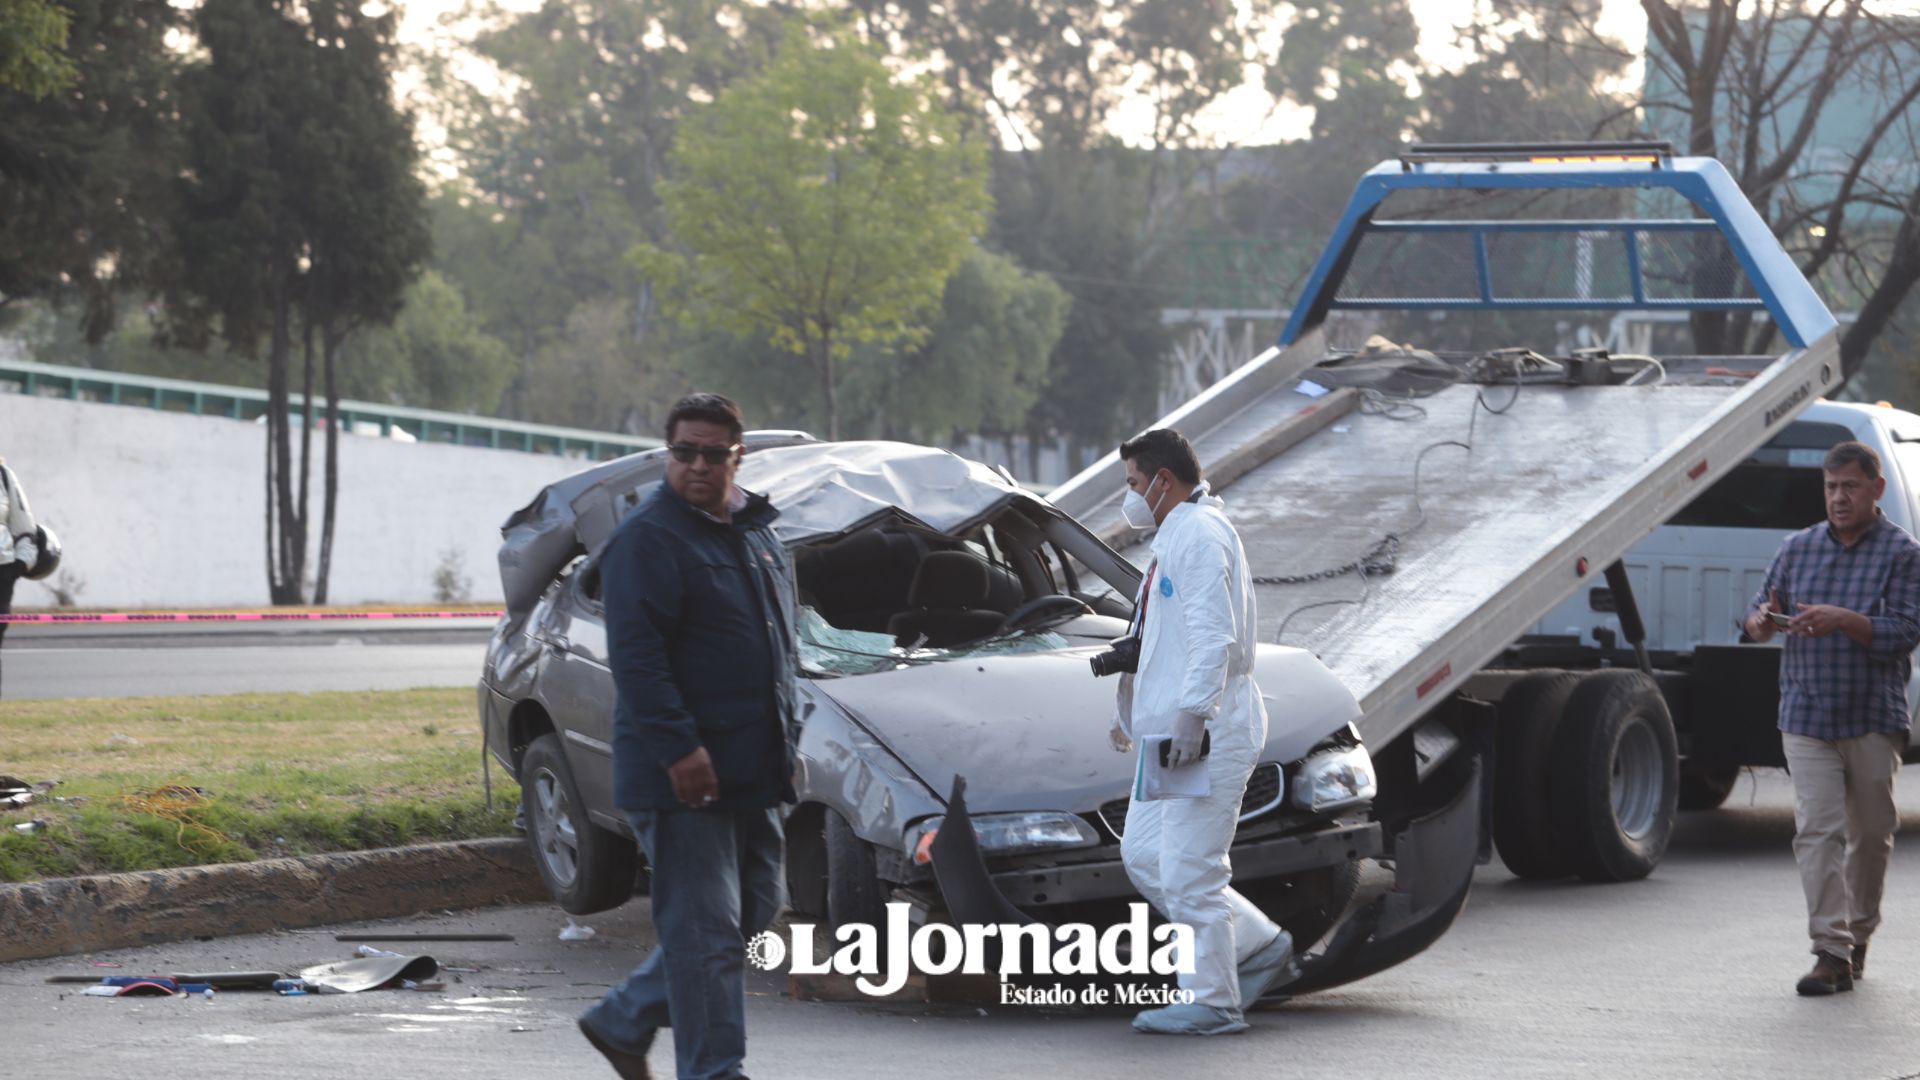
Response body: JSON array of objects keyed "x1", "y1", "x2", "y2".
[
  {"x1": 1292, "y1": 744, "x2": 1377, "y2": 814},
  {"x1": 904, "y1": 811, "x2": 1101, "y2": 865}
]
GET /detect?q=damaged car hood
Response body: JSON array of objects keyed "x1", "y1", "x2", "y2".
[
  {"x1": 498, "y1": 438, "x2": 1029, "y2": 619},
  {"x1": 814, "y1": 645, "x2": 1362, "y2": 816}
]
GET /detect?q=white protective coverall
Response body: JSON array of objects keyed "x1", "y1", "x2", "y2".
[{"x1": 1118, "y1": 490, "x2": 1281, "y2": 1010}]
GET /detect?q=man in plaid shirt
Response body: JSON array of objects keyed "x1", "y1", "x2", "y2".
[{"x1": 1745, "y1": 441, "x2": 1920, "y2": 996}]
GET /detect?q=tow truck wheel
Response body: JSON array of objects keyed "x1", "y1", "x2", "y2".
[
  {"x1": 825, "y1": 807, "x2": 889, "y2": 936},
  {"x1": 1492, "y1": 671, "x2": 1582, "y2": 879},
  {"x1": 1549, "y1": 670, "x2": 1679, "y2": 882},
  {"x1": 522, "y1": 733, "x2": 638, "y2": 915},
  {"x1": 1678, "y1": 763, "x2": 1740, "y2": 811}
]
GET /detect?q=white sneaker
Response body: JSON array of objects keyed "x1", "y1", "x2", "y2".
[
  {"x1": 1237, "y1": 929, "x2": 1296, "y2": 1005},
  {"x1": 1131, "y1": 1002, "x2": 1249, "y2": 1035}
]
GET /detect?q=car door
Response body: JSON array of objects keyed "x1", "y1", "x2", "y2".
[{"x1": 537, "y1": 561, "x2": 624, "y2": 834}]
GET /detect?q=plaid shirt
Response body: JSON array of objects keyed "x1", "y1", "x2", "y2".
[{"x1": 1754, "y1": 512, "x2": 1920, "y2": 739}]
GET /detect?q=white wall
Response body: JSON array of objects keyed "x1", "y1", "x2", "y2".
[{"x1": 0, "y1": 392, "x2": 590, "y2": 608}]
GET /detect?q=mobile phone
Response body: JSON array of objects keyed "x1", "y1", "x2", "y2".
[
  {"x1": 1768, "y1": 590, "x2": 1793, "y2": 629},
  {"x1": 1158, "y1": 731, "x2": 1210, "y2": 768}
]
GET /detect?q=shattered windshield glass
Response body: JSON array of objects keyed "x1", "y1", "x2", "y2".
[{"x1": 796, "y1": 606, "x2": 1069, "y2": 677}]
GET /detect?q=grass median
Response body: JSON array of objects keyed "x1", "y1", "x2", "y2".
[{"x1": 0, "y1": 688, "x2": 520, "y2": 882}]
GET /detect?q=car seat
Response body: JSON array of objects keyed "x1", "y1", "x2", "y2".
[{"x1": 886, "y1": 551, "x2": 1004, "y2": 648}]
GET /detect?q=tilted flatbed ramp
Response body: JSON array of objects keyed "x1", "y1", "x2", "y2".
[{"x1": 1051, "y1": 147, "x2": 1841, "y2": 750}]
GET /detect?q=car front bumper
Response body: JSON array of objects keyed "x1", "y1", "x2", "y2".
[{"x1": 987, "y1": 819, "x2": 1382, "y2": 907}]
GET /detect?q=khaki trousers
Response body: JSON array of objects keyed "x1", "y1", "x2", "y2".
[{"x1": 1781, "y1": 731, "x2": 1904, "y2": 960}]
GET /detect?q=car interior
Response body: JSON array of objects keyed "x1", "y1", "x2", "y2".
[{"x1": 794, "y1": 503, "x2": 1130, "y2": 650}]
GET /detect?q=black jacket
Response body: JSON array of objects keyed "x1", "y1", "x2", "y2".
[{"x1": 601, "y1": 481, "x2": 798, "y2": 811}]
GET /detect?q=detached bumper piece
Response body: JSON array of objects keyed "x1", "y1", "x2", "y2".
[
  {"x1": 1271, "y1": 752, "x2": 1483, "y2": 997},
  {"x1": 928, "y1": 776, "x2": 1042, "y2": 932}
]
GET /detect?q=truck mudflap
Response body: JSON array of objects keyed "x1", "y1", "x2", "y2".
[
  {"x1": 1272, "y1": 752, "x2": 1483, "y2": 997},
  {"x1": 927, "y1": 757, "x2": 1482, "y2": 996}
]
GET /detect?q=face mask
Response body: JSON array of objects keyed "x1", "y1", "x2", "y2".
[{"x1": 1122, "y1": 475, "x2": 1164, "y2": 530}]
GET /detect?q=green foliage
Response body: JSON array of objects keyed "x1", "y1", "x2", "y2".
[
  {"x1": 0, "y1": 0, "x2": 181, "y2": 338},
  {"x1": 336, "y1": 271, "x2": 513, "y2": 413},
  {"x1": 990, "y1": 147, "x2": 1171, "y2": 450},
  {"x1": 639, "y1": 24, "x2": 992, "y2": 439},
  {"x1": 0, "y1": 0, "x2": 75, "y2": 97},
  {"x1": 515, "y1": 297, "x2": 693, "y2": 435},
  {"x1": 846, "y1": 248, "x2": 1068, "y2": 443}
]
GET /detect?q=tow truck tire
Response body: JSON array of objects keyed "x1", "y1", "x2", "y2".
[
  {"x1": 1549, "y1": 670, "x2": 1679, "y2": 882},
  {"x1": 1492, "y1": 671, "x2": 1582, "y2": 879},
  {"x1": 1678, "y1": 763, "x2": 1740, "y2": 811},
  {"x1": 825, "y1": 807, "x2": 888, "y2": 935},
  {"x1": 522, "y1": 733, "x2": 638, "y2": 915}
]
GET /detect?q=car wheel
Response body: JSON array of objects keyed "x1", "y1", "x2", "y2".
[
  {"x1": 824, "y1": 807, "x2": 888, "y2": 935},
  {"x1": 1492, "y1": 670, "x2": 1582, "y2": 880},
  {"x1": 522, "y1": 733, "x2": 638, "y2": 915},
  {"x1": 1549, "y1": 670, "x2": 1679, "y2": 883},
  {"x1": 1678, "y1": 762, "x2": 1740, "y2": 811}
]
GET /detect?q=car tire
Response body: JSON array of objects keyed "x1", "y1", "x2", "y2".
[
  {"x1": 1548, "y1": 670, "x2": 1679, "y2": 883},
  {"x1": 522, "y1": 733, "x2": 638, "y2": 915},
  {"x1": 1678, "y1": 762, "x2": 1740, "y2": 811},
  {"x1": 824, "y1": 807, "x2": 888, "y2": 936},
  {"x1": 1492, "y1": 670, "x2": 1582, "y2": 880}
]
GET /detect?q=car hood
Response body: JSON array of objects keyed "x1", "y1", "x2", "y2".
[{"x1": 814, "y1": 644, "x2": 1361, "y2": 816}]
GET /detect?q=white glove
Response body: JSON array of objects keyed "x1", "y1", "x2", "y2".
[
  {"x1": 1166, "y1": 711, "x2": 1208, "y2": 768},
  {"x1": 12, "y1": 536, "x2": 35, "y2": 570},
  {"x1": 1110, "y1": 673, "x2": 1135, "y2": 752}
]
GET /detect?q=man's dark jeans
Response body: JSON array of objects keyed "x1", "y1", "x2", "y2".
[{"x1": 582, "y1": 806, "x2": 784, "y2": 1080}]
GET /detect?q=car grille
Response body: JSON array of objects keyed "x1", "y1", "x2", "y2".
[{"x1": 1097, "y1": 763, "x2": 1286, "y2": 840}]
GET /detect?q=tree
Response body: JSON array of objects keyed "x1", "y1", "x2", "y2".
[
  {"x1": 425, "y1": 0, "x2": 789, "y2": 425},
  {"x1": 0, "y1": 0, "x2": 76, "y2": 97},
  {"x1": 1640, "y1": 0, "x2": 1920, "y2": 381},
  {"x1": 174, "y1": 0, "x2": 426, "y2": 604},
  {"x1": 990, "y1": 147, "x2": 1172, "y2": 461},
  {"x1": 638, "y1": 24, "x2": 992, "y2": 439},
  {"x1": 336, "y1": 271, "x2": 514, "y2": 414},
  {"x1": 0, "y1": 0, "x2": 181, "y2": 337},
  {"x1": 855, "y1": 248, "x2": 1068, "y2": 444}
]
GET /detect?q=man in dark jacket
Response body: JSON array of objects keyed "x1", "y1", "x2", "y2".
[{"x1": 579, "y1": 393, "x2": 798, "y2": 1080}]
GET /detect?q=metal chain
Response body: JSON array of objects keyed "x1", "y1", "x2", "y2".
[{"x1": 1253, "y1": 533, "x2": 1400, "y2": 586}]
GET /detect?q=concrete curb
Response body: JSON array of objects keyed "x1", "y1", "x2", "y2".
[{"x1": 0, "y1": 838, "x2": 547, "y2": 963}]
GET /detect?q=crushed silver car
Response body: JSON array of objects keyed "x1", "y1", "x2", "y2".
[{"x1": 481, "y1": 434, "x2": 1477, "y2": 996}]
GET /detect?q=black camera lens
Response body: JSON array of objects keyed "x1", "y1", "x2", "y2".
[{"x1": 1088, "y1": 635, "x2": 1140, "y2": 678}]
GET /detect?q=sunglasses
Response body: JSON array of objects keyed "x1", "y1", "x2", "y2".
[{"x1": 667, "y1": 442, "x2": 742, "y2": 465}]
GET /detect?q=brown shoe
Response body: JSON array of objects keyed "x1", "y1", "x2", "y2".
[
  {"x1": 1795, "y1": 952, "x2": 1855, "y2": 996},
  {"x1": 579, "y1": 1018, "x2": 653, "y2": 1079},
  {"x1": 1851, "y1": 941, "x2": 1867, "y2": 980}
]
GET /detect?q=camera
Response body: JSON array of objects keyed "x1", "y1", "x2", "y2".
[{"x1": 1088, "y1": 635, "x2": 1140, "y2": 678}]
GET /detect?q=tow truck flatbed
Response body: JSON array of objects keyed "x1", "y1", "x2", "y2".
[{"x1": 1050, "y1": 146, "x2": 1840, "y2": 755}]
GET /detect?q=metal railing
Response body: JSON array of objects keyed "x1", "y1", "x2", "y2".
[{"x1": 0, "y1": 359, "x2": 660, "y2": 461}]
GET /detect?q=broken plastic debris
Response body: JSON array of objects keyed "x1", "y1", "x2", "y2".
[
  {"x1": 1296, "y1": 379, "x2": 1331, "y2": 398},
  {"x1": 12, "y1": 819, "x2": 47, "y2": 833},
  {"x1": 356, "y1": 945, "x2": 405, "y2": 959},
  {"x1": 558, "y1": 920, "x2": 595, "y2": 942}
]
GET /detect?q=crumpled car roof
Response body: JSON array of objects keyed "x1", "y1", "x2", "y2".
[{"x1": 497, "y1": 437, "x2": 1028, "y2": 618}]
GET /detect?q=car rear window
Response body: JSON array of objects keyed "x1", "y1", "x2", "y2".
[{"x1": 1668, "y1": 420, "x2": 1852, "y2": 530}]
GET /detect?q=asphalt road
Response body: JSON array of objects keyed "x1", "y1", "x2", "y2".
[
  {"x1": 1, "y1": 620, "x2": 490, "y2": 699},
  {"x1": 5, "y1": 770, "x2": 1920, "y2": 1079}
]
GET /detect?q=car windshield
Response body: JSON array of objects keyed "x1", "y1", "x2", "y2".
[{"x1": 796, "y1": 606, "x2": 1068, "y2": 677}]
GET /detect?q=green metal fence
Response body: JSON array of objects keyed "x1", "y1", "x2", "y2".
[{"x1": 0, "y1": 359, "x2": 660, "y2": 461}]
